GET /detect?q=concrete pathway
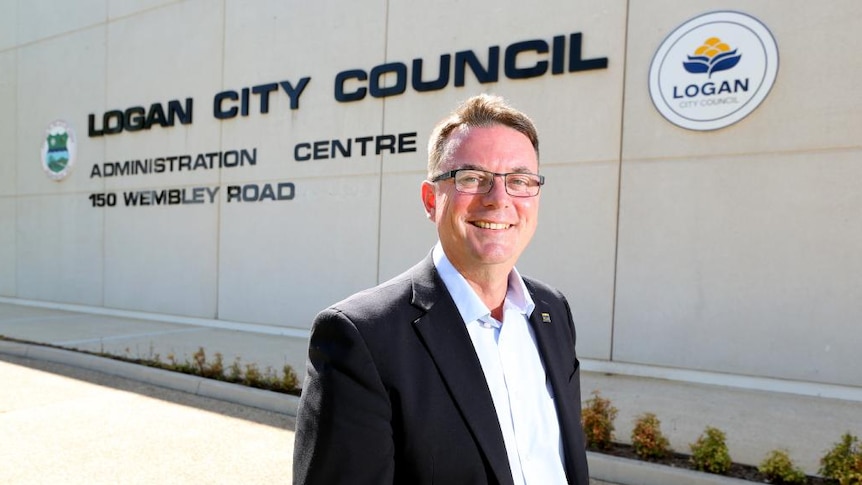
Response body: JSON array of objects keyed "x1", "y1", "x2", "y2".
[{"x1": 0, "y1": 353, "x2": 293, "y2": 484}]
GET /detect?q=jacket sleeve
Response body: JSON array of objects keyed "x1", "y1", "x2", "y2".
[{"x1": 293, "y1": 308, "x2": 394, "y2": 485}]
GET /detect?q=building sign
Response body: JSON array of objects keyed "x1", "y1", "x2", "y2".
[
  {"x1": 41, "y1": 120, "x2": 76, "y2": 181},
  {"x1": 649, "y1": 11, "x2": 779, "y2": 131},
  {"x1": 85, "y1": 31, "x2": 608, "y2": 138},
  {"x1": 48, "y1": 30, "x2": 609, "y2": 201}
]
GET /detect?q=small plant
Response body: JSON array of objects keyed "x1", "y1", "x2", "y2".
[
  {"x1": 229, "y1": 357, "x2": 243, "y2": 381},
  {"x1": 819, "y1": 432, "x2": 862, "y2": 485},
  {"x1": 166, "y1": 351, "x2": 195, "y2": 374},
  {"x1": 280, "y1": 364, "x2": 300, "y2": 392},
  {"x1": 631, "y1": 412, "x2": 671, "y2": 460},
  {"x1": 690, "y1": 426, "x2": 732, "y2": 475},
  {"x1": 192, "y1": 347, "x2": 225, "y2": 379},
  {"x1": 758, "y1": 449, "x2": 806, "y2": 484},
  {"x1": 581, "y1": 390, "x2": 618, "y2": 450},
  {"x1": 243, "y1": 362, "x2": 262, "y2": 386}
]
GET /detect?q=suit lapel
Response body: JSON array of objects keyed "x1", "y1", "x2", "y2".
[
  {"x1": 527, "y1": 287, "x2": 581, "y2": 483},
  {"x1": 409, "y1": 256, "x2": 515, "y2": 485}
]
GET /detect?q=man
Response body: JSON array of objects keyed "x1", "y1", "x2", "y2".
[{"x1": 294, "y1": 94, "x2": 588, "y2": 485}]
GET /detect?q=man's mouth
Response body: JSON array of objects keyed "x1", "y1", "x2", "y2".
[{"x1": 472, "y1": 221, "x2": 511, "y2": 230}]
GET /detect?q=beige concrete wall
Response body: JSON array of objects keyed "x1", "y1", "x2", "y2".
[
  {"x1": 614, "y1": 0, "x2": 862, "y2": 387},
  {"x1": 0, "y1": 42, "x2": 16, "y2": 296},
  {"x1": 1, "y1": 0, "x2": 859, "y2": 388}
]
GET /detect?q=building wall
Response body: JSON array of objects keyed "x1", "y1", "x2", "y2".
[{"x1": 1, "y1": 0, "x2": 860, "y2": 388}]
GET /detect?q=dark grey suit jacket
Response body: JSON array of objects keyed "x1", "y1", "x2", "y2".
[{"x1": 293, "y1": 254, "x2": 589, "y2": 485}]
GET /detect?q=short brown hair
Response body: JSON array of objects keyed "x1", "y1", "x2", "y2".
[{"x1": 426, "y1": 94, "x2": 539, "y2": 178}]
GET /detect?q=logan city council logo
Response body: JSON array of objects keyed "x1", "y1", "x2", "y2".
[
  {"x1": 41, "y1": 120, "x2": 77, "y2": 181},
  {"x1": 649, "y1": 11, "x2": 779, "y2": 131}
]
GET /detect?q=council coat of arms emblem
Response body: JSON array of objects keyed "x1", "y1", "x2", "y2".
[{"x1": 41, "y1": 120, "x2": 77, "y2": 181}]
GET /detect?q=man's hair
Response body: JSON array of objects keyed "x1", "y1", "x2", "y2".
[{"x1": 426, "y1": 94, "x2": 539, "y2": 178}]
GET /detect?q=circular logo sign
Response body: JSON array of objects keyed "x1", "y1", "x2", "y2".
[
  {"x1": 41, "y1": 120, "x2": 77, "y2": 181},
  {"x1": 649, "y1": 11, "x2": 779, "y2": 131}
]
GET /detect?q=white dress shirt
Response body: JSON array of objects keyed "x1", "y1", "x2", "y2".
[{"x1": 433, "y1": 243, "x2": 567, "y2": 485}]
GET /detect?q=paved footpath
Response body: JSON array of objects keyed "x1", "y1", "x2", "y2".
[{"x1": 1, "y1": 354, "x2": 294, "y2": 485}]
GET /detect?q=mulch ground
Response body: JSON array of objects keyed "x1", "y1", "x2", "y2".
[{"x1": 596, "y1": 443, "x2": 831, "y2": 484}]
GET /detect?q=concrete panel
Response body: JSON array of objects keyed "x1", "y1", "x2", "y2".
[
  {"x1": 108, "y1": 0, "x2": 181, "y2": 20},
  {"x1": 217, "y1": 175, "x2": 381, "y2": 330},
  {"x1": 623, "y1": 0, "x2": 862, "y2": 160},
  {"x1": 103, "y1": 196, "x2": 218, "y2": 318},
  {"x1": 0, "y1": 0, "x2": 16, "y2": 51},
  {"x1": 219, "y1": 0, "x2": 389, "y2": 184},
  {"x1": 378, "y1": 170, "x2": 438, "y2": 282},
  {"x1": 16, "y1": 27, "x2": 106, "y2": 195},
  {"x1": 16, "y1": 194, "x2": 103, "y2": 305},
  {"x1": 0, "y1": 50, "x2": 16, "y2": 196},
  {"x1": 17, "y1": 0, "x2": 106, "y2": 45},
  {"x1": 384, "y1": 0, "x2": 627, "y2": 166},
  {"x1": 0, "y1": 198, "x2": 15, "y2": 296},
  {"x1": 614, "y1": 149, "x2": 862, "y2": 387},
  {"x1": 519, "y1": 161, "x2": 619, "y2": 360},
  {"x1": 101, "y1": 0, "x2": 224, "y2": 192}
]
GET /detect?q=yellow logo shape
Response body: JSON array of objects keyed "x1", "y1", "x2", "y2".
[
  {"x1": 694, "y1": 37, "x2": 732, "y2": 58},
  {"x1": 684, "y1": 37, "x2": 741, "y2": 77}
]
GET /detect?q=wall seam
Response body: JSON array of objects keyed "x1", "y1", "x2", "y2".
[
  {"x1": 376, "y1": 0, "x2": 391, "y2": 285},
  {"x1": 12, "y1": 1, "x2": 20, "y2": 299},
  {"x1": 609, "y1": 1, "x2": 632, "y2": 362},
  {"x1": 100, "y1": 6, "x2": 109, "y2": 308},
  {"x1": 214, "y1": 0, "x2": 227, "y2": 319}
]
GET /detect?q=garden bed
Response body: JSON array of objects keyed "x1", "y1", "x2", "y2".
[{"x1": 594, "y1": 442, "x2": 831, "y2": 484}]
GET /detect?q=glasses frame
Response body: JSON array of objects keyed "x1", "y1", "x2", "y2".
[{"x1": 431, "y1": 168, "x2": 545, "y2": 197}]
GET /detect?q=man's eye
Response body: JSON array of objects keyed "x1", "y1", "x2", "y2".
[
  {"x1": 508, "y1": 176, "x2": 531, "y2": 186},
  {"x1": 458, "y1": 171, "x2": 486, "y2": 184}
]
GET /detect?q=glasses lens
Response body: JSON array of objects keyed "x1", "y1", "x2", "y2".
[
  {"x1": 505, "y1": 174, "x2": 540, "y2": 196},
  {"x1": 454, "y1": 170, "x2": 491, "y2": 194}
]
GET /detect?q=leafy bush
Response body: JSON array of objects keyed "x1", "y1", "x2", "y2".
[
  {"x1": 243, "y1": 362, "x2": 262, "y2": 386},
  {"x1": 819, "y1": 432, "x2": 862, "y2": 485},
  {"x1": 192, "y1": 347, "x2": 225, "y2": 379},
  {"x1": 690, "y1": 426, "x2": 732, "y2": 475},
  {"x1": 631, "y1": 412, "x2": 671, "y2": 460},
  {"x1": 581, "y1": 390, "x2": 618, "y2": 450},
  {"x1": 758, "y1": 449, "x2": 806, "y2": 484},
  {"x1": 281, "y1": 364, "x2": 300, "y2": 391}
]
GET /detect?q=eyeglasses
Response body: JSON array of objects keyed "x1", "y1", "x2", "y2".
[{"x1": 431, "y1": 168, "x2": 545, "y2": 197}]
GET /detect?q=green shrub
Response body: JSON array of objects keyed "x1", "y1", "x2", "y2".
[
  {"x1": 281, "y1": 364, "x2": 300, "y2": 391},
  {"x1": 243, "y1": 363, "x2": 262, "y2": 386},
  {"x1": 581, "y1": 390, "x2": 618, "y2": 450},
  {"x1": 758, "y1": 449, "x2": 806, "y2": 484},
  {"x1": 690, "y1": 426, "x2": 732, "y2": 475},
  {"x1": 192, "y1": 347, "x2": 225, "y2": 379},
  {"x1": 229, "y1": 357, "x2": 243, "y2": 381},
  {"x1": 819, "y1": 432, "x2": 862, "y2": 485},
  {"x1": 631, "y1": 412, "x2": 671, "y2": 460}
]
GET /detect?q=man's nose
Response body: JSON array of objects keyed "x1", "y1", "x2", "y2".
[{"x1": 482, "y1": 175, "x2": 511, "y2": 204}]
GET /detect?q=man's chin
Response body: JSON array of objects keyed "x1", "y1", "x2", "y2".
[{"x1": 468, "y1": 247, "x2": 519, "y2": 268}]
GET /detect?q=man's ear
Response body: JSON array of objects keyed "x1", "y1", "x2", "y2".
[{"x1": 421, "y1": 181, "x2": 437, "y2": 222}]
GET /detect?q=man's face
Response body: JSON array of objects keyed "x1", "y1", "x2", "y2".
[{"x1": 421, "y1": 124, "x2": 540, "y2": 276}]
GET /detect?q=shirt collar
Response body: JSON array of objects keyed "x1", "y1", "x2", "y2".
[{"x1": 432, "y1": 242, "x2": 535, "y2": 324}]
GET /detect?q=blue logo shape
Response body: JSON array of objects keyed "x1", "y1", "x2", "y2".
[{"x1": 683, "y1": 37, "x2": 742, "y2": 78}]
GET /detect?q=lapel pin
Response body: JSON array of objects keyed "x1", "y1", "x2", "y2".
[{"x1": 541, "y1": 312, "x2": 551, "y2": 323}]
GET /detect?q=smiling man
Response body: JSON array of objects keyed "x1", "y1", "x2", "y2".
[{"x1": 294, "y1": 94, "x2": 589, "y2": 485}]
